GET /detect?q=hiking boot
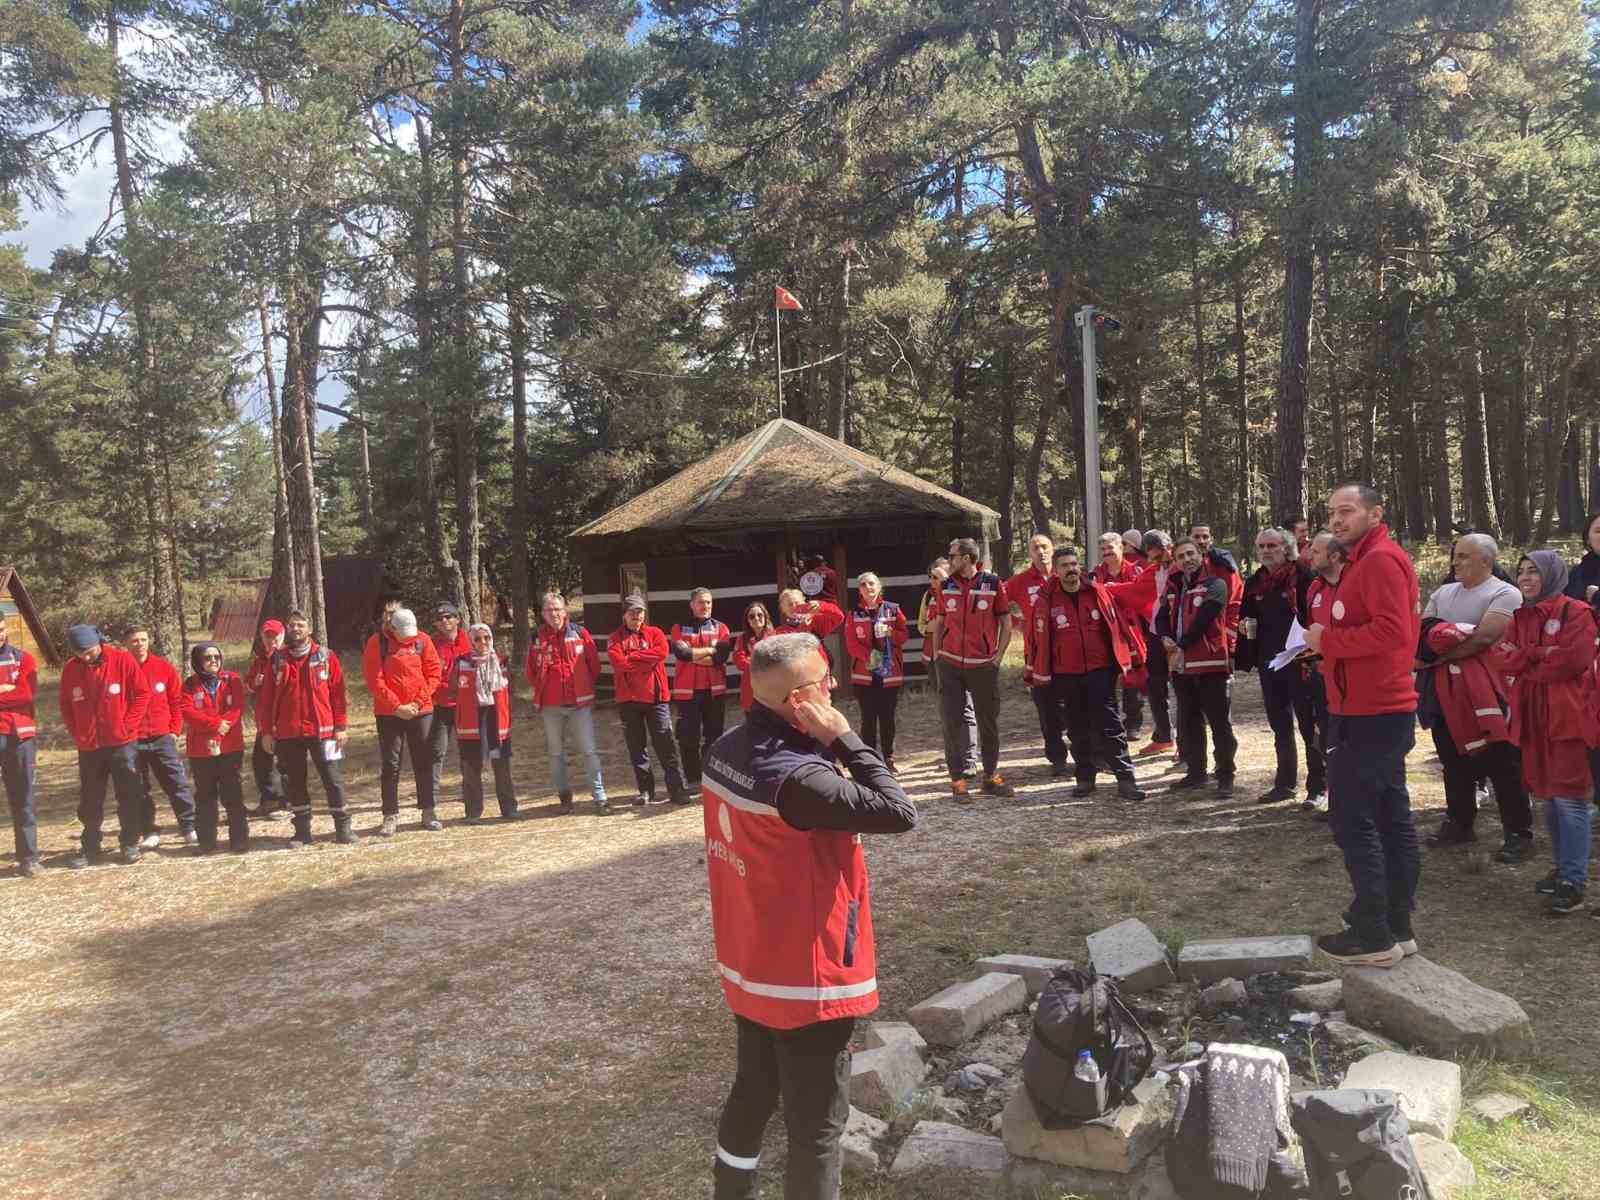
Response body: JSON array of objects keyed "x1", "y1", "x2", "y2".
[
  {"x1": 1316, "y1": 929, "x2": 1403, "y2": 968},
  {"x1": 464, "y1": 815, "x2": 482, "y2": 826},
  {"x1": 139, "y1": 833, "x2": 160, "y2": 850},
  {"x1": 982, "y1": 774, "x2": 1014, "y2": 797},
  {"x1": 1495, "y1": 835, "x2": 1533, "y2": 865},
  {"x1": 1257, "y1": 785, "x2": 1296, "y2": 804},
  {"x1": 334, "y1": 819, "x2": 361, "y2": 847},
  {"x1": 951, "y1": 779, "x2": 975, "y2": 805},
  {"x1": 183, "y1": 829, "x2": 199, "y2": 847},
  {"x1": 1137, "y1": 740, "x2": 1174, "y2": 757},
  {"x1": 18, "y1": 858, "x2": 43, "y2": 878},
  {"x1": 419, "y1": 808, "x2": 443, "y2": 832},
  {"x1": 594, "y1": 796, "x2": 612, "y2": 815},
  {"x1": 1426, "y1": 818, "x2": 1476, "y2": 848},
  {"x1": 1116, "y1": 777, "x2": 1146, "y2": 801},
  {"x1": 1071, "y1": 781, "x2": 1096, "y2": 798},
  {"x1": 66, "y1": 850, "x2": 95, "y2": 870},
  {"x1": 1214, "y1": 777, "x2": 1235, "y2": 800},
  {"x1": 377, "y1": 814, "x2": 399, "y2": 838},
  {"x1": 558, "y1": 792, "x2": 575, "y2": 814},
  {"x1": 1535, "y1": 870, "x2": 1559, "y2": 896},
  {"x1": 1168, "y1": 774, "x2": 1208, "y2": 794},
  {"x1": 291, "y1": 813, "x2": 314, "y2": 847},
  {"x1": 668, "y1": 790, "x2": 693, "y2": 805},
  {"x1": 634, "y1": 793, "x2": 652, "y2": 808},
  {"x1": 119, "y1": 844, "x2": 142, "y2": 865},
  {"x1": 1548, "y1": 881, "x2": 1586, "y2": 915},
  {"x1": 1302, "y1": 788, "x2": 1325, "y2": 812},
  {"x1": 1050, "y1": 762, "x2": 1071, "y2": 779}
]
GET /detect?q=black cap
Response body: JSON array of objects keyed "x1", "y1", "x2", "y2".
[
  {"x1": 433, "y1": 602, "x2": 460, "y2": 618},
  {"x1": 623, "y1": 593, "x2": 647, "y2": 613}
]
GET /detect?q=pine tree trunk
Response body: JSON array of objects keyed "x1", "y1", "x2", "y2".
[
  {"x1": 997, "y1": 348, "x2": 1016, "y2": 555},
  {"x1": 1128, "y1": 355, "x2": 1146, "y2": 529},
  {"x1": 1191, "y1": 230, "x2": 1212, "y2": 519},
  {"x1": 1320, "y1": 244, "x2": 1345, "y2": 494},
  {"x1": 259, "y1": 294, "x2": 299, "y2": 617},
  {"x1": 508, "y1": 286, "x2": 531, "y2": 669},
  {"x1": 1233, "y1": 245, "x2": 1250, "y2": 541},
  {"x1": 1460, "y1": 332, "x2": 1497, "y2": 533},
  {"x1": 1533, "y1": 301, "x2": 1578, "y2": 545},
  {"x1": 448, "y1": 0, "x2": 480, "y2": 621},
  {"x1": 1507, "y1": 305, "x2": 1531, "y2": 544}
]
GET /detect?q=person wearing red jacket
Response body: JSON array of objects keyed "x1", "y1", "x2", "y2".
[
  {"x1": 1304, "y1": 484, "x2": 1422, "y2": 967},
  {"x1": 1156, "y1": 538, "x2": 1240, "y2": 799},
  {"x1": 777, "y1": 590, "x2": 846, "y2": 640},
  {"x1": 527, "y1": 591, "x2": 607, "y2": 814},
  {"x1": 59, "y1": 624, "x2": 150, "y2": 867},
  {"x1": 0, "y1": 619, "x2": 42, "y2": 876},
  {"x1": 1030, "y1": 547, "x2": 1145, "y2": 801},
  {"x1": 126, "y1": 625, "x2": 197, "y2": 849},
  {"x1": 1094, "y1": 531, "x2": 1147, "y2": 742},
  {"x1": 258, "y1": 610, "x2": 355, "y2": 847},
  {"x1": 671, "y1": 587, "x2": 734, "y2": 792},
  {"x1": 179, "y1": 642, "x2": 251, "y2": 854},
  {"x1": 608, "y1": 594, "x2": 689, "y2": 806},
  {"x1": 1500, "y1": 552, "x2": 1597, "y2": 915},
  {"x1": 1005, "y1": 534, "x2": 1067, "y2": 779},
  {"x1": 730, "y1": 602, "x2": 775, "y2": 714},
  {"x1": 931, "y1": 537, "x2": 1014, "y2": 801},
  {"x1": 363, "y1": 606, "x2": 443, "y2": 836},
  {"x1": 244, "y1": 619, "x2": 288, "y2": 818},
  {"x1": 844, "y1": 572, "x2": 910, "y2": 771},
  {"x1": 455, "y1": 623, "x2": 518, "y2": 822},
  {"x1": 427, "y1": 601, "x2": 471, "y2": 809}
]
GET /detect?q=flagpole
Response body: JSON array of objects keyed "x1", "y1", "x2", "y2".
[{"x1": 775, "y1": 298, "x2": 784, "y2": 419}]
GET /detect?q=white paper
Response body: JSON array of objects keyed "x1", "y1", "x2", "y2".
[
  {"x1": 322, "y1": 738, "x2": 344, "y2": 762},
  {"x1": 1268, "y1": 619, "x2": 1308, "y2": 672}
]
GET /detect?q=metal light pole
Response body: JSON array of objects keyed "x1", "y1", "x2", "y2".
[{"x1": 1074, "y1": 305, "x2": 1122, "y2": 558}]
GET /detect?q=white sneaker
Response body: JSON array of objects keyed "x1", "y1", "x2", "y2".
[{"x1": 139, "y1": 833, "x2": 161, "y2": 850}]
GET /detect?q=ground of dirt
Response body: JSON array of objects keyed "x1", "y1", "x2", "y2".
[{"x1": 3, "y1": 656, "x2": 1598, "y2": 1199}]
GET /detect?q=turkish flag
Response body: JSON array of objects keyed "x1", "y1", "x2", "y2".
[{"x1": 774, "y1": 286, "x2": 803, "y2": 311}]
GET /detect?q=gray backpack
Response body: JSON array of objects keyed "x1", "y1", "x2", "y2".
[{"x1": 1290, "y1": 1090, "x2": 1432, "y2": 1200}]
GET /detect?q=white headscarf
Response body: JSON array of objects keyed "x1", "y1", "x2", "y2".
[{"x1": 469, "y1": 623, "x2": 505, "y2": 705}]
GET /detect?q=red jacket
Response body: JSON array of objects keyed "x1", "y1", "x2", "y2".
[
  {"x1": 845, "y1": 601, "x2": 910, "y2": 688},
  {"x1": 1421, "y1": 622, "x2": 1510, "y2": 754},
  {"x1": 934, "y1": 569, "x2": 1007, "y2": 667},
  {"x1": 1093, "y1": 558, "x2": 1143, "y2": 586},
  {"x1": 1159, "y1": 562, "x2": 1237, "y2": 676},
  {"x1": 1317, "y1": 524, "x2": 1420, "y2": 716},
  {"x1": 670, "y1": 618, "x2": 732, "y2": 699},
  {"x1": 432, "y1": 629, "x2": 472, "y2": 709},
  {"x1": 257, "y1": 643, "x2": 348, "y2": 740},
  {"x1": 1028, "y1": 578, "x2": 1136, "y2": 680},
  {"x1": 180, "y1": 671, "x2": 247, "y2": 758},
  {"x1": 1004, "y1": 566, "x2": 1050, "y2": 684},
  {"x1": 454, "y1": 654, "x2": 512, "y2": 743},
  {"x1": 0, "y1": 644, "x2": 38, "y2": 740},
  {"x1": 135, "y1": 654, "x2": 184, "y2": 739},
  {"x1": 244, "y1": 650, "x2": 272, "y2": 729},
  {"x1": 608, "y1": 624, "x2": 673, "y2": 705},
  {"x1": 1499, "y1": 595, "x2": 1597, "y2": 797},
  {"x1": 363, "y1": 631, "x2": 442, "y2": 717},
  {"x1": 779, "y1": 600, "x2": 845, "y2": 640},
  {"x1": 526, "y1": 621, "x2": 600, "y2": 710},
  {"x1": 730, "y1": 631, "x2": 769, "y2": 711},
  {"x1": 59, "y1": 644, "x2": 149, "y2": 751}
]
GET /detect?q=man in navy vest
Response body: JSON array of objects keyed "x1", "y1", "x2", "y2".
[{"x1": 702, "y1": 633, "x2": 916, "y2": 1200}]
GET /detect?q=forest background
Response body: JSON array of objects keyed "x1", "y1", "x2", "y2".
[{"x1": 3, "y1": 0, "x2": 1599, "y2": 666}]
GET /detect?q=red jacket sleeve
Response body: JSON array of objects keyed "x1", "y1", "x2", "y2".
[
  {"x1": 0, "y1": 652, "x2": 35, "y2": 713},
  {"x1": 891, "y1": 606, "x2": 910, "y2": 647},
  {"x1": 844, "y1": 613, "x2": 869, "y2": 666},
  {"x1": 582, "y1": 628, "x2": 600, "y2": 678},
  {"x1": 223, "y1": 673, "x2": 245, "y2": 726},
  {"x1": 329, "y1": 652, "x2": 348, "y2": 731},
  {"x1": 1522, "y1": 606, "x2": 1598, "y2": 684},
  {"x1": 166, "y1": 661, "x2": 184, "y2": 735},
  {"x1": 606, "y1": 630, "x2": 630, "y2": 674},
  {"x1": 1318, "y1": 554, "x2": 1414, "y2": 662},
  {"x1": 813, "y1": 602, "x2": 845, "y2": 639},
  {"x1": 634, "y1": 627, "x2": 670, "y2": 668},
  {"x1": 123, "y1": 655, "x2": 151, "y2": 737},
  {"x1": 257, "y1": 661, "x2": 278, "y2": 735},
  {"x1": 363, "y1": 635, "x2": 402, "y2": 711},
  {"x1": 58, "y1": 663, "x2": 73, "y2": 733},
  {"x1": 420, "y1": 634, "x2": 443, "y2": 699},
  {"x1": 181, "y1": 681, "x2": 223, "y2": 734}
]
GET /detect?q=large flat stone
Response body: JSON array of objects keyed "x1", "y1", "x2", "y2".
[
  {"x1": 1086, "y1": 920, "x2": 1175, "y2": 994},
  {"x1": 1321, "y1": 1019, "x2": 1400, "y2": 1057},
  {"x1": 1470, "y1": 1092, "x2": 1531, "y2": 1124},
  {"x1": 1176, "y1": 935, "x2": 1314, "y2": 983},
  {"x1": 908, "y1": 972, "x2": 1028, "y2": 1047},
  {"x1": 1410, "y1": 1133, "x2": 1477, "y2": 1199},
  {"x1": 889, "y1": 1120, "x2": 1009, "y2": 1176},
  {"x1": 1285, "y1": 978, "x2": 1343, "y2": 1013},
  {"x1": 975, "y1": 953, "x2": 1073, "y2": 997},
  {"x1": 863, "y1": 1020, "x2": 929, "y2": 1060},
  {"x1": 849, "y1": 1040, "x2": 927, "y2": 1115},
  {"x1": 1342, "y1": 954, "x2": 1533, "y2": 1059},
  {"x1": 1339, "y1": 1051, "x2": 1462, "y2": 1140},
  {"x1": 1001, "y1": 1076, "x2": 1173, "y2": 1174},
  {"x1": 1004, "y1": 1154, "x2": 1179, "y2": 1198},
  {"x1": 840, "y1": 1106, "x2": 887, "y2": 1174}
]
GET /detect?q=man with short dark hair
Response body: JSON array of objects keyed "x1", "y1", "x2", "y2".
[
  {"x1": 1093, "y1": 531, "x2": 1146, "y2": 742},
  {"x1": 0, "y1": 618, "x2": 42, "y2": 876},
  {"x1": 428, "y1": 601, "x2": 471, "y2": 808},
  {"x1": 126, "y1": 625, "x2": 197, "y2": 848},
  {"x1": 244, "y1": 619, "x2": 288, "y2": 818},
  {"x1": 60, "y1": 625, "x2": 150, "y2": 867},
  {"x1": 1158, "y1": 537, "x2": 1239, "y2": 798},
  {"x1": 1004, "y1": 532, "x2": 1068, "y2": 778},
  {"x1": 1286, "y1": 516, "x2": 1313, "y2": 565},
  {"x1": 671, "y1": 587, "x2": 733, "y2": 792},
  {"x1": 931, "y1": 537, "x2": 1012, "y2": 800}
]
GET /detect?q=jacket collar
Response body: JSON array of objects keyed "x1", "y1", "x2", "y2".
[
  {"x1": 1346, "y1": 522, "x2": 1391, "y2": 563},
  {"x1": 746, "y1": 702, "x2": 833, "y2": 758}
]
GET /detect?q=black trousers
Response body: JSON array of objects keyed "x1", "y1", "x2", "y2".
[
  {"x1": 713, "y1": 1015, "x2": 855, "y2": 1200},
  {"x1": 939, "y1": 661, "x2": 1001, "y2": 778},
  {"x1": 1260, "y1": 666, "x2": 1327, "y2": 793},
  {"x1": 136, "y1": 734, "x2": 195, "y2": 834},
  {"x1": 1144, "y1": 642, "x2": 1174, "y2": 744},
  {"x1": 192, "y1": 752, "x2": 249, "y2": 850},
  {"x1": 428, "y1": 706, "x2": 456, "y2": 799},
  {"x1": 2, "y1": 733, "x2": 38, "y2": 861},
  {"x1": 676, "y1": 691, "x2": 727, "y2": 785},
  {"x1": 1051, "y1": 668, "x2": 1134, "y2": 783},
  {"x1": 855, "y1": 685, "x2": 900, "y2": 760},
  {"x1": 460, "y1": 739, "x2": 516, "y2": 819},
  {"x1": 277, "y1": 737, "x2": 349, "y2": 817},
  {"x1": 1328, "y1": 712, "x2": 1419, "y2": 946},
  {"x1": 252, "y1": 734, "x2": 285, "y2": 811},
  {"x1": 376, "y1": 713, "x2": 436, "y2": 815},
  {"x1": 1119, "y1": 676, "x2": 1145, "y2": 740},
  {"x1": 77, "y1": 743, "x2": 141, "y2": 851},
  {"x1": 620, "y1": 701, "x2": 687, "y2": 799},
  {"x1": 1432, "y1": 725, "x2": 1531, "y2": 837},
  {"x1": 1030, "y1": 680, "x2": 1068, "y2": 768},
  {"x1": 1173, "y1": 671, "x2": 1236, "y2": 780}
]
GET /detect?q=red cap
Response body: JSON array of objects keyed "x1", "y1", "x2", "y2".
[{"x1": 261, "y1": 619, "x2": 285, "y2": 637}]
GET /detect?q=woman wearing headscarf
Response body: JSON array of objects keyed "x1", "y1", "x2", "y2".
[
  {"x1": 456, "y1": 624, "x2": 517, "y2": 822},
  {"x1": 180, "y1": 642, "x2": 250, "y2": 853},
  {"x1": 1498, "y1": 552, "x2": 1597, "y2": 915}
]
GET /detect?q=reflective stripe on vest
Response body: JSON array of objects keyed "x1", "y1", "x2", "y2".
[{"x1": 717, "y1": 963, "x2": 878, "y2": 1003}]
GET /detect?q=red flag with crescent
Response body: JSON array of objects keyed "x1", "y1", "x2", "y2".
[{"x1": 774, "y1": 286, "x2": 803, "y2": 311}]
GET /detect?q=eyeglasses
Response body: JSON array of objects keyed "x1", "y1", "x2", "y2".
[{"x1": 790, "y1": 672, "x2": 834, "y2": 697}]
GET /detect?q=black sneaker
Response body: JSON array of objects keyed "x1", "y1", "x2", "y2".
[
  {"x1": 66, "y1": 851, "x2": 94, "y2": 870},
  {"x1": 1050, "y1": 762, "x2": 1071, "y2": 779},
  {"x1": 1548, "y1": 881, "x2": 1586, "y2": 915},
  {"x1": 633, "y1": 793, "x2": 651, "y2": 808},
  {"x1": 1340, "y1": 909, "x2": 1419, "y2": 957},
  {"x1": 1257, "y1": 785, "x2": 1296, "y2": 804},
  {"x1": 18, "y1": 858, "x2": 43, "y2": 878},
  {"x1": 1169, "y1": 775, "x2": 1209, "y2": 793},
  {"x1": 119, "y1": 844, "x2": 142, "y2": 865},
  {"x1": 1495, "y1": 835, "x2": 1533, "y2": 865},
  {"x1": 668, "y1": 791, "x2": 693, "y2": 805},
  {"x1": 1426, "y1": 818, "x2": 1476, "y2": 848},
  {"x1": 1316, "y1": 929, "x2": 1403, "y2": 967},
  {"x1": 558, "y1": 792, "x2": 574, "y2": 814},
  {"x1": 1071, "y1": 781, "x2": 1096, "y2": 798},
  {"x1": 1117, "y1": 777, "x2": 1146, "y2": 801},
  {"x1": 1214, "y1": 778, "x2": 1235, "y2": 800},
  {"x1": 1535, "y1": 870, "x2": 1559, "y2": 896}
]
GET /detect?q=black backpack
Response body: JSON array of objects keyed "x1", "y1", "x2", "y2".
[
  {"x1": 1022, "y1": 965, "x2": 1155, "y2": 1126},
  {"x1": 1290, "y1": 1090, "x2": 1432, "y2": 1200}
]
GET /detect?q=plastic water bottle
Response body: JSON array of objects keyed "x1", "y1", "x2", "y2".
[{"x1": 1074, "y1": 1050, "x2": 1100, "y2": 1083}]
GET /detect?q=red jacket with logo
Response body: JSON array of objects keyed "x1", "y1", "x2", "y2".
[
  {"x1": 363, "y1": 631, "x2": 442, "y2": 717},
  {"x1": 730, "y1": 631, "x2": 769, "y2": 712},
  {"x1": 779, "y1": 600, "x2": 845, "y2": 640},
  {"x1": 670, "y1": 617, "x2": 732, "y2": 698},
  {"x1": 608, "y1": 624, "x2": 673, "y2": 705},
  {"x1": 935, "y1": 569, "x2": 1007, "y2": 667},
  {"x1": 432, "y1": 629, "x2": 472, "y2": 710},
  {"x1": 257, "y1": 644, "x2": 348, "y2": 740},
  {"x1": 135, "y1": 654, "x2": 185, "y2": 739},
  {"x1": 244, "y1": 649, "x2": 273, "y2": 729},
  {"x1": 1004, "y1": 566, "x2": 1050, "y2": 684},
  {"x1": 1028, "y1": 578, "x2": 1136, "y2": 680},
  {"x1": 1093, "y1": 557, "x2": 1143, "y2": 586},
  {"x1": 1316, "y1": 524, "x2": 1420, "y2": 716},
  {"x1": 1498, "y1": 594, "x2": 1597, "y2": 797},
  {"x1": 845, "y1": 601, "x2": 910, "y2": 688},
  {"x1": 526, "y1": 621, "x2": 600, "y2": 710},
  {"x1": 1421, "y1": 622, "x2": 1510, "y2": 755},
  {"x1": 0, "y1": 645, "x2": 37, "y2": 740},
  {"x1": 180, "y1": 671, "x2": 247, "y2": 758},
  {"x1": 1158, "y1": 562, "x2": 1238, "y2": 676},
  {"x1": 59, "y1": 644, "x2": 150, "y2": 751},
  {"x1": 454, "y1": 655, "x2": 513, "y2": 743}
]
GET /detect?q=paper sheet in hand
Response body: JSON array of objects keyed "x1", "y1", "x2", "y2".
[{"x1": 1269, "y1": 620, "x2": 1308, "y2": 672}]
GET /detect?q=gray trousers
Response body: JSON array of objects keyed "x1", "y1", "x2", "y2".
[{"x1": 939, "y1": 661, "x2": 1001, "y2": 779}]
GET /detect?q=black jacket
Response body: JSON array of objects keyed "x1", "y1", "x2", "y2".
[
  {"x1": 1564, "y1": 551, "x2": 1600, "y2": 610},
  {"x1": 1238, "y1": 562, "x2": 1316, "y2": 671}
]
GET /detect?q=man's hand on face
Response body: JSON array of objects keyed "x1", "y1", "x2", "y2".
[{"x1": 793, "y1": 697, "x2": 850, "y2": 744}]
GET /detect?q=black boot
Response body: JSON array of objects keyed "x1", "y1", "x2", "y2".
[
  {"x1": 334, "y1": 816, "x2": 361, "y2": 846},
  {"x1": 289, "y1": 812, "x2": 314, "y2": 847}
]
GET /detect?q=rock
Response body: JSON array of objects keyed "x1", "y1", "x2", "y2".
[
  {"x1": 924, "y1": 1092, "x2": 968, "y2": 1122},
  {"x1": 1283, "y1": 969, "x2": 1338, "y2": 985},
  {"x1": 1341, "y1": 954, "x2": 1533, "y2": 1059},
  {"x1": 1176, "y1": 935, "x2": 1314, "y2": 983},
  {"x1": 945, "y1": 1062, "x2": 1007, "y2": 1092},
  {"x1": 1321, "y1": 1019, "x2": 1400, "y2": 1057},
  {"x1": 849, "y1": 1040, "x2": 928, "y2": 1114},
  {"x1": 888, "y1": 1120, "x2": 1008, "y2": 1176},
  {"x1": 1130, "y1": 1002, "x2": 1171, "y2": 1029},
  {"x1": 1339, "y1": 1051, "x2": 1462, "y2": 1140},
  {"x1": 1197, "y1": 977, "x2": 1247, "y2": 1014},
  {"x1": 840, "y1": 1106, "x2": 887, "y2": 1174},
  {"x1": 1130, "y1": 1155, "x2": 1185, "y2": 1200},
  {"x1": 1222, "y1": 1015, "x2": 1248, "y2": 1037},
  {"x1": 909, "y1": 973, "x2": 1028, "y2": 1047},
  {"x1": 974, "y1": 953, "x2": 1073, "y2": 997},
  {"x1": 863, "y1": 1020, "x2": 930, "y2": 1060},
  {"x1": 1285, "y1": 979, "x2": 1343, "y2": 1012},
  {"x1": 1173, "y1": 1040, "x2": 1205, "y2": 1062},
  {"x1": 1410, "y1": 1132, "x2": 1477, "y2": 1199},
  {"x1": 1005, "y1": 1155, "x2": 1165, "y2": 1198},
  {"x1": 1469, "y1": 1092, "x2": 1531, "y2": 1124},
  {"x1": 1086, "y1": 919, "x2": 1175, "y2": 994},
  {"x1": 1001, "y1": 1076, "x2": 1173, "y2": 1174}
]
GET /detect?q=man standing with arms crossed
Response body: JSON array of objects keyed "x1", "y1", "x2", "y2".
[
  {"x1": 932, "y1": 537, "x2": 1013, "y2": 801},
  {"x1": 1004, "y1": 532, "x2": 1068, "y2": 779},
  {"x1": 60, "y1": 625, "x2": 150, "y2": 867},
  {"x1": 1305, "y1": 485, "x2": 1422, "y2": 966},
  {"x1": 126, "y1": 625, "x2": 197, "y2": 848}
]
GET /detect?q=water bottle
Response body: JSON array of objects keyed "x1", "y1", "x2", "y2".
[{"x1": 1074, "y1": 1049, "x2": 1100, "y2": 1083}]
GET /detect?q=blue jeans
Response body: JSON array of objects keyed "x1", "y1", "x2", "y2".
[
  {"x1": 1546, "y1": 796, "x2": 1593, "y2": 887},
  {"x1": 1, "y1": 733, "x2": 38, "y2": 861},
  {"x1": 541, "y1": 706, "x2": 605, "y2": 801}
]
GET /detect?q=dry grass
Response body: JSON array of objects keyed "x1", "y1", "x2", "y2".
[{"x1": 3, "y1": 646, "x2": 1599, "y2": 1199}]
